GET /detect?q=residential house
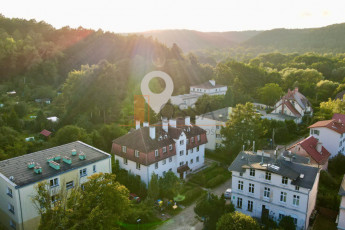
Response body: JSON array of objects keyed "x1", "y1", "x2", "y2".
[
  {"x1": 195, "y1": 107, "x2": 232, "y2": 150},
  {"x1": 170, "y1": 93, "x2": 202, "y2": 110},
  {"x1": 112, "y1": 117, "x2": 207, "y2": 185},
  {"x1": 288, "y1": 136, "x2": 331, "y2": 170},
  {"x1": 228, "y1": 150, "x2": 320, "y2": 230},
  {"x1": 309, "y1": 114, "x2": 345, "y2": 156},
  {"x1": 271, "y1": 88, "x2": 313, "y2": 124},
  {"x1": 337, "y1": 175, "x2": 345, "y2": 230},
  {"x1": 0, "y1": 141, "x2": 112, "y2": 230}
]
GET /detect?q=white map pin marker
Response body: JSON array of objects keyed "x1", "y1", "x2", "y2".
[{"x1": 141, "y1": 71, "x2": 174, "y2": 114}]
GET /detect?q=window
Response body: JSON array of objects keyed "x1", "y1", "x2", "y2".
[
  {"x1": 292, "y1": 217, "x2": 298, "y2": 225},
  {"x1": 136, "y1": 163, "x2": 141, "y2": 170},
  {"x1": 238, "y1": 181, "x2": 243, "y2": 191},
  {"x1": 169, "y1": 144, "x2": 173, "y2": 150},
  {"x1": 265, "y1": 172, "x2": 271, "y2": 181},
  {"x1": 280, "y1": 192, "x2": 287, "y2": 203},
  {"x1": 216, "y1": 134, "x2": 221, "y2": 138},
  {"x1": 66, "y1": 181, "x2": 74, "y2": 190},
  {"x1": 264, "y1": 187, "x2": 270, "y2": 199},
  {"x1": 169, "y1": 157, "x2": 172, "y2": 162},
  {"x1": 295, "y1": 186, "x2": 299, "y2": 191},
  {"x1": 10, "y1": 219, "x2": 16, "y2": 229},
  {"x1": 197, "y1": 135, "x2": 200, "y2": 141},
  {"x1": 8, "y1": 204, "x2": 14, "y2": 214},
  {"x1": 135, "y1": 150, "x2": 140, "y2": 157},
  {"x1": 163, "y1": 171, "x2": 166, "y2": 176},
  {"x1": 250, "y1": 169, "x2": 255, "y2": 177},
  {"x1": 237, "y1": 197, "x2": 242, "y2": 209},
  {"x1": 180, "y1": 140, "x2": 184, "y2": 145},
  {"x1": 7, "y1": 187, "x2": 13, "y2": 198},
  {"x1": 81, "y1": 184, "x2": 85, "y2": 191},
  {"x1": 282, "y1": 176, "x2": 288, "y2": 185},
  {"x1": 180, "y1": 150, "x2": 184, "y2": 156},
  {"x1": 314, "y1": 130, "x2": 320, "y2": 135},
  {"x1": 163, "y1": 147, "x2": 167, "y2": 153},
  {"x1": 123, "y1": 158, "x2": 128, "y2": 165},
  {"x1": 191, "y1": 137, "x2": 195, "y2": 143},
  {"x1": 190, "y1": 148, "x2": 194, "y2": 153},
  {"x1": 169, "y1": 168, "x2": 172, "y2": 171},
  {"x1": 191, "y1": 159, "x2": 193, "y2": 164},
  {"x1": 197, "y1": 146, "x2": 199, "y2": 151},
  {"x1": 249, "y1": 183, "x2": 254, "y2": 193},
  {"x1": 93, "y1": 165, "x2": 96, "y2": 173},
  {"x1": 196, "y1": 156, "x2": 199, "y2": 162},
  {"x1": 247, "y1": 200, "x2": 253, "y2": 212},
  {"x1": 279, "y1": 213, "x2": 285, "y2": 220},
  {"x1": 293, "y1": 195, "x2": 300, "y2": 206},
  {"x1": 180, "y1": 162, "x2": 184, "y2": 166},
  {"x1": 186, "y1": 139, "x2": 189, "y2": 144},
  {"x1": 163, "y1": 159, "x2": 166, "y2": 165},
  {"x1": 50, "y1": 178, "x2": 59, "y2": 187},
  {"x1": 155, "y1": 150, "x2": 159, "y2": 157},
  {"x1": 122, "y1": 146, "x2": 127, "y2": 153},
  {"x1": 51, "y1": 195, "x2": 58, "y2": 203},
  {"x1": 80, "y1": 168, "x2": 87, "y2": 177},
  {"x1": 239, "y1": 172, "x2": 243, "y2": 176},
  {"x1": 155, "y1": 162, "x2": 158, "y2": 169}
]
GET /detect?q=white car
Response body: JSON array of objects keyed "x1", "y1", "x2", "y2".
[{"x1": 224, "y1": 188, "x2": 232, "y2": 199}]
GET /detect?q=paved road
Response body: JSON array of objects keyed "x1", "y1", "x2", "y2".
[{"x1": 156, "y1": 178, "x2": 232, "y2": 230}]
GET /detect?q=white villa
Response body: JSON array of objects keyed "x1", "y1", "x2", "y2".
[
  {"x1": 112, "y1": 117, "x2": 207, "y2": 184},
  {"x1": 337, "y1": 175, "x2": 345, "y2": 230},
  {"x1": 228, "y1": 150, "x2": 320, "y2": 230}
]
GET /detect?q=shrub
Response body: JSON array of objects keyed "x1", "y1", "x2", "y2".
[
  {"x1": 206, "y1": 175, "x2": 227, "y2": 188},
  {"x1": 181, "y1": 187, "x2": 205, "y2": 205}
]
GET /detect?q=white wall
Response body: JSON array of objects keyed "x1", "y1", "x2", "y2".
[
  {"x1": 310, "y1": 127, "x2": 341, "y2": 156},
  {"x1": 338, "y1": 196, "x2": 345, "y2": 229},
  {"x1": 195, "y1": 117, "x2": 225, "y2": 150}
]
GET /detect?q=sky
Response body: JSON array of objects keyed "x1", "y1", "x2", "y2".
[{"x1": 1, "y1": 0, "x2": 345, "y2": 33}]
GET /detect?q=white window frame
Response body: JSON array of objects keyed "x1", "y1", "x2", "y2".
[
  {"x1": 282, "y1": 176, "x2": 288, "y2": 185},
  {"x1": 169, "y1": 144, "x2": 173, "y2": 150},
  {"x1": 197, "y1": 135, "x2": 200, "y2": 141},
  {"x1": 265, "y1": 172, "x2": 271, "y2": 181},
  {"x1": 264, "y1": 187, "x2": 270, "y2": 199},
  {"x1": 191, "y1": 137, "x2": 195, "y2": 143},
  {"x1": 123, "y1": 158, "x2": 128, "y2": 165},
  {"x1": 295, "y1": 186, "x2": 299, "y2": 191},
  {"x1": 196, "y1": 156, "x2": 199, "y2": 162},
  {"x1": 163, "y1": 147, "x2": 167, "y2": 153},
  {"x1": 50, "y1": 178, "x2": 59, "y2": 187},
  {"x1": 249, "y1": 169, "x2": 255, "y2": 177},
  {"x1": 66, "y1": 181, "x2": 74, "y2": 190},
  {"x1": 180, "y1": 150, "x2": 184, "y2": 156},
  {"x1": 122, "y1": 146, "x2": 127, "y2": 153},
  {"x1": 155, "y1": 149, "x2": 159, "y2": 157},
  {"x1": 9, "y1": 219, "x2": 16, "y2": 229},
  {"x1": 136, "y1": 162, "x2": 141, "y2": 170},
  {"x1": 163, "y1": 159, "x2": 166, "y2": 165},
  {"x1": 180, "y1": 140, "x2": 184, "y2": 145},
  {"x1": 191, "y1": 159, "x2": 193, "y2": 164},
  {"x1": 93, "y1": 165, "x2": 96, "y2": 173},
  {"x1": 169, "y1": 157, "x2": 172, "y2": 162},
  {"x1": 80, "y1": 168, "x2": 87, "y2": 178},
  {"x1": 237, "y1": 197, "x2": 242, "y2": 209},
  {"x1": 280, "y1": 191, "x2": 287, "y2": 203},
  {"x1": 293, "y1": 195, "x2": 300, "y2": 206},
  {"x1": 135, "y1": 150, "x2": 140, "y2": 157},
  {"x1": 249, "y1": 183, "x2": 254, "y2": 193},
  {"x1": 8, "y1": 203, "x2": 14, "y2": 214},
  {"x1": 155, "y1": 162, "x2": 158, "y2": 169},
  {"x1": 238, "y1": 181, "x2": 243, "y2": 191},
  {"x1": 247, "y1": 200, "x2": 253, "y2": 212},
  {"x1": 7, "y1": 187, "x2": 13, "y2": 198}
]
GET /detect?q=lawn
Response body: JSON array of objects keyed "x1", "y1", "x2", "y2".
[
  {"x1": 312, "y1": 213, "x2": 337, "y2": 230},
  {"x1": 188, "y1": 163, "x2": 231, "y2": 188}
]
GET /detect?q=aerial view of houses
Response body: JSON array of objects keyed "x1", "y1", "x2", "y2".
[{"x1": 2, "y1": 1, "x2": 345, "y2": 230}]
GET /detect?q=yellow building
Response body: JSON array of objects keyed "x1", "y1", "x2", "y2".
[{"x1": 0, "y1": 141, "x2": 112, "y2": 230}]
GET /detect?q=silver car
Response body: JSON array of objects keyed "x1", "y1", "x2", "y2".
[{"x1": 224, "y1": 188, "x2": 232, "y2": 199}]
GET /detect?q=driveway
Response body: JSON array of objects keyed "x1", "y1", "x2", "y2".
[{"x1": 156, "y1": 178, "x2": 232, "y2": 230}]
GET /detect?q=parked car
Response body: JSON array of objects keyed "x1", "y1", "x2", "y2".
[{"x1": 224, "y1": 188, "x2": 231, "y2": 199}]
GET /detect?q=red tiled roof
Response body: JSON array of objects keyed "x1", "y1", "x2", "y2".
[
  {"x1": 297, "y1": 136, "x2": 331, "y2": 165},
  {"x1": 308, "y1": 119, "x2": 345, "y2": 134},
  {"x1": 333, "y1": 113, "x2": 345, "y2": 124},
  {"x1": 284, "y1": 100, "x2": 301, "y2": 117},
  {"x1": 40, "y1": 129, "x2": 52, "y2": 137}
]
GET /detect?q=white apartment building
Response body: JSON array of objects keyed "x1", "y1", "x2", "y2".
[
  {"x1": 195, "y1": 107, "x2": 232, "y2": 150},
  {"x1": 309, "y1": 114, "x2": 345, "y2": 157},
  {"x1": 190, "y1": 80, "x2": 227, "y2": 96},
  {"x1": 229, "y1": 151, "x2": 320, "y2": 230},
  {"x1": 170, "y1": 80, "x2": 227, "y2": 109},
  {"x1": 271, "y1": 88, "x2": 313, "y2": 124},
  {"x1": 112, "y1": 117, "x2": 207, "y2": 185},
  {"x1": 0, "y1": 141, "x2": 112, "y2": 230},
  {"x1": 337, "y1": 175, "x2": 345, "y2": 230}
]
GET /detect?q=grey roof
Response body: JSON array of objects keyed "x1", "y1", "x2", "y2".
[
  {"x1": 281, "y1": 150, "x2": 311, "y2": 165},
  {"x1": 339, "y1": 175, "x2": 345, "y2": 196},
  {"x1": 0, "y1": 141, "x2": 110, "y2": 188},
  {"x1": 198, "y1": 107, "x2": 232, "y2": 122},
  {"x1": 228, "y1": 151, "x2": 319, "y2": 189}
]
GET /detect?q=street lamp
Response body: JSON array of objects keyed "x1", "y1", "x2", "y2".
[{"x1": 137, "y1": 218, "x2": 141, "y2": 230}]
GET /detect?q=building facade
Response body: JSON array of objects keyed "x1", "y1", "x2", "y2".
[
  {"x1": 112, "y1": 117, "x2": 207, "y2": 185},
  {"x1": 190, "y1": 80, "x2": 227, "y2": 95},
  {"x1": 229, "y1": 151, "x2": 320, "y2": 230},
  {"x1": 309, "y1": 115, "x2": 345, "y2": 157},
  {"x1": 271, "y1": 88, "x2": 313, "y2": 124},
  {"x1": 0, "y1": 141, "x2": 112, "y2": 230},
  {"x1": 195, "y1": 107, "x2": 232, "y2": 150},
  {"x1": 338, "y1": 175, "x2": 345, "y2": 230}
]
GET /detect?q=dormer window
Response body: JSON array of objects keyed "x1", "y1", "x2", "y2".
[
  {"x1": 169, "y1": 144, "x2": 173, "y2": 150},
  {"x1": 155, "y1": 150, "x2": 159, "y2": 157},
  {"x1": 135, "y1": 150, "x2": 139, "y2": 158},
  {"x1": 163, "y1": 147, "x2": 167, "y2": 153},
  {"x1": 122, "y1": 146, "x2": 127, "y2": 153},
  {"x1": 282, "y1": 176, "x2": 288, "y2": 185}
]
